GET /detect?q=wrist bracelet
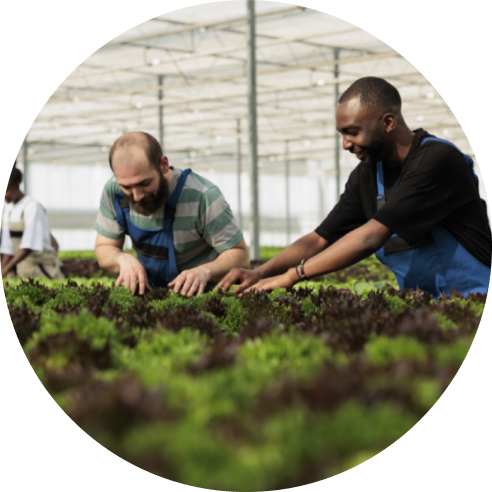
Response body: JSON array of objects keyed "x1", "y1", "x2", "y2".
[
  {"x1": 299, "y1": 258, "x2": 309, "y2": 280},
  {"x1": 295, "y1": 265, "x2": 302, "y2": 281}
]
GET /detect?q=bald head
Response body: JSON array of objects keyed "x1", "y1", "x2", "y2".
[
  {"x1": 109, "y1": 131, "x2": 163, "y2": 172},
  {"x1": 339, "y1": 77, "x2": 402, "y2": 116}
]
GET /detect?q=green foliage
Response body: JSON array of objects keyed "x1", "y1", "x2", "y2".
[
  {"x1": 3, "y1": 260, "x2": 484, "y2": 491},
  {"x1": 365, "y1": 336, "x2": 427, "y2": 367}
]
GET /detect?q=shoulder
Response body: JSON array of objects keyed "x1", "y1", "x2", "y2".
[
  {"x1": 179, "y1": 169, "x2": 222, "y2": 204},
  {"x1": 102, "y1": 176, "x2": 121, "y2": 198},
  {"x1": 21, "y1": 196, "x2": 44, "y2": 214},
  {"x1": 412, "y1": 132, "x2": 469, "y2": 175},
  {"x1": 184, "y1": 170, "x2": 218, "y2": 193}
]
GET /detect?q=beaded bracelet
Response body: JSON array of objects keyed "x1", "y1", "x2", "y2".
[
  {"x1": 299, "y1": 258, "x2": 309, "y2": 280},
  {"x1": 295, "y1": 264, "x2": 302, "y2": 281}
]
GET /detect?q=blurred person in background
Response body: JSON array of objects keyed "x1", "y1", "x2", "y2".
[
  {"x1": 218, "y1": 76, "x2": 491, "y2": 298},
  {"x1": 1, "y1": 163, "x2": 64, "y2": 279},
  {"x1": 94, "y1": 131, "x2": 249, "y2": 296}
]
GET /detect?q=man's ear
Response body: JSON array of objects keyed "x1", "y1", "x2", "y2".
[
  {"x1": 382, "y1": 113, "x2": 396, "y2": 133},
  {"x1": 160, "y1": 155, "x2": 170, "y2": 174}
]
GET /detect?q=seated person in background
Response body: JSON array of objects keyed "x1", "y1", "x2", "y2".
[
  {"x1": 94, "y1": 131, "x2": 249, "y2": 296},
  {"x1": 1, "y1": 163, "x2": 65, "y2": 279}
]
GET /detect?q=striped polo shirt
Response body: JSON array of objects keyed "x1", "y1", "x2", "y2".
[{"x1": 94, "y1": 167, "x2": 243, "y2": 271}]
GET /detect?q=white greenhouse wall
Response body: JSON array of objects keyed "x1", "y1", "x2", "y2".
[{"x1": 3, "y1": 159, "x2": 489, "y2": 252}]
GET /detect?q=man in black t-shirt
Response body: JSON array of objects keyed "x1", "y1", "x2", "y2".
[{"x1": 218, "y1": 77, "x2": 491, "y2": 297}]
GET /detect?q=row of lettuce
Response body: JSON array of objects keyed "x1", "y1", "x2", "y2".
[{"x1": 4, "y1": 276, "x2": 484, "y2": 491}]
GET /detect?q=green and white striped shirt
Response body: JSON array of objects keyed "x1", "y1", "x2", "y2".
[{"x1": 94, "y1": 168, "x2": 243, "y2": 271}]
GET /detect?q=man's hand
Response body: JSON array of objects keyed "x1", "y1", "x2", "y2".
[
  {"x1": 216, "y1": 268, "x2": 263, "y2": 295},
  {"x1": 115, "y1": 253, "x2": 150, "y2": 295},
  {"x1": 168, "y1": 268, "x2": 211, "y2": 297},
  {"x1": 243, "y1": 269, "x2": 298, "y2": 294}
]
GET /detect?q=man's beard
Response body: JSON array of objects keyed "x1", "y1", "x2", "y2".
[
  {"x1": 129, "y1": 171, "x2": 169, "y2": 215},
  {"x1": 365, "y1": 133, "x2": 386, "y2": 171}
]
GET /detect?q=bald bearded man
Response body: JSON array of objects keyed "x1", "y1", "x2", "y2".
[{"x1": 94, "y1": 132, "x2": 249, "y2": 296}]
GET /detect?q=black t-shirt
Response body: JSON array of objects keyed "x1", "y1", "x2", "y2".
[{"x1": 315, "y1": 128, "x2": 492, "y2": 266}]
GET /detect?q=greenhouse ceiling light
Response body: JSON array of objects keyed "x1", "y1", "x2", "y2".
[
  {"x1": 316, "y1": 79, "x2": 325, "y2": 86},
  {"x1": 426, "y1": 92, "x2": 435, "y2": 99},
  {"x1": 151, "y1": 58, "x2": 160, "y2": 66},
  {"x1": 135, "y1": 102, "x2": 143, "y2": 109}
]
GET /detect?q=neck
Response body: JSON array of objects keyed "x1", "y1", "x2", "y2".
[
  {"x1": 163, "y1": 167, "x2": 174, "y2": 187},
  {"x1": 12, "y1": 190, "x2": 25, "y2": 204},
  {"x1": 384, "y1": 124, "x2": 415, "y2": 168}
]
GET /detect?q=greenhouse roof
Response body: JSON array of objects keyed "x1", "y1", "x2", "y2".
[{"x1": 24, "y1": 1, "x2": 467, "y2": 176}]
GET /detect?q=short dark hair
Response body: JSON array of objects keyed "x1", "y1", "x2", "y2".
[
  {"x1": 9, "y1": 161, "x2": 23, "y2": 187},
  {"x1": 339, "y1": 76, "x2": 402, "y2": 113},
  {"x1": 109, "y1": 132, "x2": 163, "y2": 171}
]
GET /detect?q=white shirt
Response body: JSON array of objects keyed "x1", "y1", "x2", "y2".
[{"x1": 0, "y1": 196, "x2": 53, "y2": 255}]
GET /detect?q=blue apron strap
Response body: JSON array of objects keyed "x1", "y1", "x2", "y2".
[
  {"x1": 164, "y1": 168, "x2": 191, "y2": 280},
  {"x1": 376, "y1": 161, "x2": 385, "y2": 210},
  {"x1": 167, "y1": 168, "x2": 191, "y2": 208},
  {"x1": 113, "y1": 190, "x2": 129, "y2": 230}
]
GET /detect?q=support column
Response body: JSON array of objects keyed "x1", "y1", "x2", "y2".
[
  {"x1": 285, "y1": 140, "x2": 290, "y2": 245},
  {"x1": 334, "y1": 48, "x2": 340, "y2": 199},
  {"x1": 158, "y1": 74, "x2": 165, "y2": 152},
  {"x1": 246, "y1": 0, "x2": 260, "y2": 260},
  {"x1": 23, "y1": 140, "x2": 29, "y2": 195},
  {"x1": 236, "y1": 119, "x2": 243, "y2": 229}
]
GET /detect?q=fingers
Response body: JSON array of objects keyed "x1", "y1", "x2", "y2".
[
  {"x1": 172, "y1": 274, "x2": 187, "y2": 294},
  {"x1": 179, "y1": 275, "x2": 195, "y2": 297},
  {"x1": 115, "y1": 275, "x2": 123, "y2": 288},
  {"x1": 138, "y1": 269, "x2": 148, "y2": 296},
  {"x1": 232, "y1": 276, "x2": 257, "y2": 295},
  {"x1": 217, "y1": 268, "x2": 242, "y2": 292}
]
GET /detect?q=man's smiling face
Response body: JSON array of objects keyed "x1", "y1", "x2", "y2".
[{"x1": 336, "y1": 96, "x2": 387, "y2": 167}]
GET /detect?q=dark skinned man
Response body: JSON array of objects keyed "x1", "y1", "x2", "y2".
[
  {"x1": 1, "y1": 164, "x2": 64, "y2": 279},
  {"x1": 217, "y1": 77, "x2": 491, "y2": 298}
]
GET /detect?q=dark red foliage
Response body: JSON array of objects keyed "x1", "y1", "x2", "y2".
[
  {"x1": 255, "y1": 357, "x2": 458, "y2": 421},
  {"x1": 62, "y1": 258, "x2": 116, "y2": 279},
  {"x1": 67, "y1": 376, "x2": 173, "y2": 431},
  {"x1": 187, "y1": 338, "x2": 239, "y2": 373},
  {"x1": 202, "y1": 295, "x2": 227, "y2": 318},
  {"x1": 238, "y1": 317, "x2": 280, "y2": 342},
  {"x1": 8, "y1": 302, "x2": 41, "y2": 346},
  {"x1": 28, "y1": 332, "x2": 112, "y2": 392}
]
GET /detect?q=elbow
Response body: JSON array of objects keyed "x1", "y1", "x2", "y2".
[{"x1": 362, "y1": 234, "x2": 386, "y2": 255}]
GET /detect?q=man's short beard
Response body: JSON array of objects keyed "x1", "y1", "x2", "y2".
[
  {"x1": 129, "y1": 170, "x2": 169, "y2": 215},
  {"x1": 366, "y1": 133, "x2": 386, "y2": 171}
]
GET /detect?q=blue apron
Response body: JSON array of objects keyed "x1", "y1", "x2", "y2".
[
  {"x1": 113, "y1": 169, "x2": 191, "y2": 288},
  {"x1": 374, "y1": 139, "x2": 490, "y2": 298}
]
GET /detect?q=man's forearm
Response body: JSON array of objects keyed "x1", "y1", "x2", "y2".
[
  {"x1": 199, "y1": 246, "x2": 250, "y2": 283},
  {"x1": 2, "y1": 249, "x2": 31, "y2": 274},
  {"x1": 1, "y1": 254, "x2": 13, "y2": 269},
  {"x1": 256, "y1": 232, "x2": 329, "y2": 279},
  {"x1": 294, "y1": 221, "x2": 391, "y2": 280},
  {"x1": 95, "y1": 245, "x2": 126, "y2": 274}
]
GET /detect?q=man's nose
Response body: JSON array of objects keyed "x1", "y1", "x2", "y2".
[
  {"x1": 342, "y1": 135, "x2": 353, "y2": 151},
  {"x1": 133, "y1": 189, "x2": 145, "y2": 202}
]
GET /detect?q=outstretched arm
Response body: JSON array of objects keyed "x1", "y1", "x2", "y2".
[
  {"x1": 242, "y1": 219, "x2": 392, "y2": 293},
  {"x1": 1, "y1": 249, "x2": 31, "y2": 277},
  {"x1": 217, "y1": 231, "x2": 329, "y2": 294},
  {"x1": 169, "y1": 237, "x2": 250, "y2": 297}
]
